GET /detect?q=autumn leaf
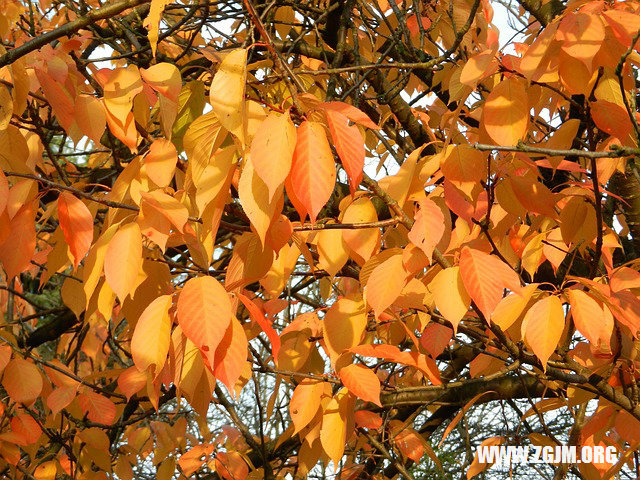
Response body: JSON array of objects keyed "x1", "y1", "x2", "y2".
[
  {"x1": 144, "y1": 138, "x2": 178, "y2": 187},
  {"x1": 286, "y1": 121, "x2": 336, "y2": 223},
  {"x1": 177, "y1": 276, "x2": 232, "y2": 370},
  {"x1": 338, "y1": 364, "x2": 382, "y2": 407},
  {"x1": 2, "y1": 358, "x2": 42, "y2": 404},
  {"x1": 366, "y1": 252, "x2": 409, "y2": 319},
  {"x1": 144, "y1": 0, "x2": 172, "y2": 55},
  {"x1": 250, "y1": 111, "x2": 297, "y2": 200},
  {"x1": 325, "y1": 108, "x2": 365, "y2": 191},
  {"x1": 131, "y1": 295, "x2": 173, "y2": 376},
  {"x1": 290, "y1": 379, "x2": 325, "y2": 434},
  {"x1": 567, "y1": 289, "x2": 613, "y2": 352},
  {"x1": 430, "y1": 266, "x2": 470, "y2": 331},
  {"x1": 459, "y1": 247, "x2": 520, "y2": 320},
  {"x1": 521, "y1": 295, "x2": 565, "y2": 369},
  {"x1": 209, "y1": 49, "x2": 247, "y2": 144},
  {"x1": 57, "y1": 192, "x2": 93, "y2": 270},
  {"x1": 104, "y1": 222, "x2": 144, "y2": 303},
  {"x1": 320, "y1": 388, "x2": 352, "y2": 465},
  {"x1": 482, "y1": 77, "x2": 528, "y2": 146},
  {"x1": 323, "y1": 298, "x2": 367, "y2": 362},
  {"x1": 408, "y1": 198, "x2": 445, "y2": 262}
]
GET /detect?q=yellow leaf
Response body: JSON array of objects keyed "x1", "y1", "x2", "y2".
[
  {"x1": 320, "y1": 388, "x2": 352, "y2": 465},
  {"x1": 144, "y1": 139, "x2": 178, "y2": 187},
  {"x1": 82, "y1": 223, "x2": 120, "y2": 307},
  {"x1": 482, "y1": 77, "x2": 528, "y2": 146},
  {"x1": 102, "y1": 66, "x2": 143, "y2": 127},
  {"x1": 366, "y1": 253, "x2": 409, "y2": 319},
  {"x1": 342, "y1": 197, "x2": 380, "y2": 263},
  {"x1": 0, "y1": 83, "x2": 14, "y2": 131},
  {"x1": 104, "y1": 222, "x2": 144, "y2": 302},
  {"x1": 144, "y1": 0, "x2": 171, "y2": 56},
  {"x1": 250, "y1": 111, "x2": 297, "y2": 200},
  {"x1": 430, "y1": 266, "x2": 470, "y2": 331},
  {"x1": 323, "y1": 298, "x2": 367, "y2": 363},
  {"x1": 184, "y1": 111, "x2": 227, "y2": 184},
  {"x1": 209, "y1": 49, "x2": 247, "y2": 144},
  {"x1": 238, "y1": 158, "x2": 283, "y2": 246},
  {"x1": 131, "y1": 295, "x2": 172, "y2": 377},
  {"x1": 316, "y1": 223, "x2": 349, "y2": 277},
  {"x1": 290, "y1": 379, "x2": 326, "y2": 434},
  {"x1": 491, "y1": 284, "x2": 537, "y2": 330}
]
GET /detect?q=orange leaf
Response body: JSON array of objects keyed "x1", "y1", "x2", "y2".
[
  {"x1": 325, "y1": 108, "x2": 365, "y2": 191},
  {"x1": 521, "y1": 295, "x2": 565, "y2": 369},
  {"x1": 237, "y1": 293, "x2": 281, "y2": 359},
  {"x1": 320, "y1": 101, "x2": 378, "y2": 129},
  {"x1": 250, "y1": 111, "x2": 297, "y2": 200},
  {"x1": 290, "y1": 379, "x2": 325, "y2": 434},
  {"x1": 177, "y1": 276, "x2": 232, "y2": 370},
  {"x1": 74, "y1": 95, "x2": 106, "y2": 144},
  {"x1": 213, "y1": 316, "x2": 248, "y2": 391},
  {"x1": 47, "y1": 387, "x2": 77, "y2": 414},
  {"x1": 366, "y1": 253, "x2": 408, "y2": 319},
  {"x1": 131, "y1": 295, "x2": 172, "y2": 376},
  {"x1": 57, "y1": 192, "x2": 93, "y2": 270},
  {"x1": 144, "y1": 138, "x2": 178, "y2": 187},
  {"x1": 287, "y1": 121, "x2": 336, "y2": 223},
  {"x1": 354, "y1": 410, "x2": 382, "y2": 429},
  {"x1": 460, "y1": 49, "x2": 498, "y2": 87},
  {"x1": 420, "y1": 322, "x2": 453, "y2": 358},
  {"x1": 350, "y1": 344, "x2": 441, "y2": 385},
  {"x1": 567, "y1": 290, "x2": 613, "y2": 352},
  {"x1": 557, "y1": 12, "x2": 605, "y2": 70},
  {"x1": 104, "y1": 222, "x2": 143, "y2": 302},
  {"x1": 481, "y1": 77, "x2": 528, "y2": 146},
  {"x1": 408, "y1": 198, "x2": 445, "y2": 262},
  {"x1": 213, "y1": 451, "x2": 249, "y2": 480},
  {"x1": 10, "y1": 414, "x2": 41, "y2": 445},
  {"x1": 591, "y1": 100, "x2": 633, "y2": 140},
  {"x1": 178, "y1": 443, "x2": 214, "y2": 476},
  {"x1": 0, "y1": 204, "x2": 36, "y2": 280},
  {"x1": 117, "y1": 366, "x2": 147, "y2": 401},
  {"x1": 323, "y1": 298, "x2": 367, "y2": 363},
  {"x1": 430, "y1": 266, "x2": 470, "y2": 331},
  {"x1": 2, "y1": 358, "x2": 42, "y2": 404},
  {"x1": 77, "y1": 391, "x2": 117, "y2": 424},
  {"x1": 459, "y1": 247, "x2": 520, "y2": 320},
  {"x1": 338, "y1": 364, "x2": 382, "y2": 407}
]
